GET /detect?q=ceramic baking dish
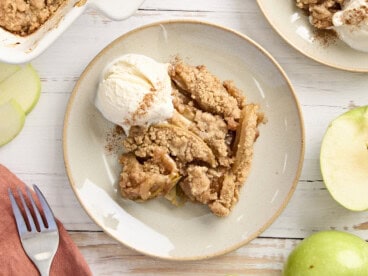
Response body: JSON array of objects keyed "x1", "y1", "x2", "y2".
[{"x1": 0, "y1": 0, "x2": 144, "y2": 64}]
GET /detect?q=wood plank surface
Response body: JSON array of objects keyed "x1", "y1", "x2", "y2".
[{"x1": 71, "y1": 232, "x2": 298, "y2": 276}]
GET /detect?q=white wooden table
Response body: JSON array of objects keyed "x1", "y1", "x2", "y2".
[{"x1": 1, "y1": 0, "x2": 368, "y2": 275}]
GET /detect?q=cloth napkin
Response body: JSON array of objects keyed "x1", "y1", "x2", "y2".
[{"x1": 0, "y1": 164, "x2": 92, "y2": 276}]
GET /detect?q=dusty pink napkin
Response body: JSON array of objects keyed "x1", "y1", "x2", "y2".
[{"x1": 0, "y1": 164, "x2": 92, "y2": 276}]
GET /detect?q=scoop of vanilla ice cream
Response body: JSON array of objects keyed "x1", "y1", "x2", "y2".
[
  {"x1": 332, "y1": 0, "x2": 368, "y2": 52},
  {"x1": 95, "y1": 54, "x2": 174, "y2": 134}
]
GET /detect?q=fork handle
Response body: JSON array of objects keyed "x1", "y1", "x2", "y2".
[
  {"x1": 39, "y1": 269, "x2": 49, "y2": 276},
  {"x1": 35, "y1": 261, "x2": 51, "y2": 276}
]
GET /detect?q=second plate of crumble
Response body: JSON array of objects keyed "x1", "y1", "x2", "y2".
[
  {"x1": 63, "y1": 20, "x2": 305, "y2": 260},
  {"x1": 257, "y1": 0, "x2": 368, "y2": 72}
]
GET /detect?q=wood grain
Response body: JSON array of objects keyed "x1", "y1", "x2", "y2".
[
  {"x1": 71, "y1": 232, "x2": 298, "y2": 276},
  {"x1": 0, "y1": 0, "x2": 367, "y2": 273}
]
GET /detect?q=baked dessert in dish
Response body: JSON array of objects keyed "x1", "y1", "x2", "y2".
[
  {"x1": 95, "y1": 54, "x2": 264, "y2": 217},
  {"x1": 296, "y1": 0, "x2": 368, "y2": 52},
  {"x1": 0, "y1": 0, "x2": 68, "y2": 36}
]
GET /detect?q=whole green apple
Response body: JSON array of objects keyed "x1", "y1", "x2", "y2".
[{"x1": 283, "y1": 231, "x2": 368, "y2": 276}]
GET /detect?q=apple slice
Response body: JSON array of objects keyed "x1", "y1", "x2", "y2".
[
  {"x1": 320, "y1": 106, "x2": 368, "y2": 211},
  {"x1": 0, "y1": 63, "x2": 21, "y2": 82},
  {"x1": 0, "y1": 100, "x2": 25, "y2": 146},
  {"x1": 0, "y1": 64, "x2": 41, "y2": 114}
]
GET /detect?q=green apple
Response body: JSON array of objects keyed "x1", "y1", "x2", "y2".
[
  {"x1": 320, "y1": 106, "x2": 368, "y2": 211},
  {"x1": 283, "y1": 231, "x2": 368, "y2": 275},
  {"x1": 0, "y1": 63, "x2": 20, "y2": 82},
  {"x1": 0, "y1": 62, "x2": 42, "y2": 146},
  {"x1": 0, "y1": 99, "x2": 25, "y2": 146},
  {"x1": 0, "y1": 63, "x2": 41, "y2": 114}
]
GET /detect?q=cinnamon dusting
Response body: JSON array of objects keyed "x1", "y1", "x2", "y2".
[{"x1": 105, "y1": 125, "x2": 125, "y2": 154}]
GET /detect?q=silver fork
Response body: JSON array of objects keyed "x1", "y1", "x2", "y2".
[{"x1": 8, "y1": 185, "x2": 59, "y2": 276}]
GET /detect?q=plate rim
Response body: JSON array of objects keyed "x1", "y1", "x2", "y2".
[
  {"x1": 63, "y1": 19, "x2": 306, "y2": 261},
  {"x1": 256, "y1": 0, "x2": 368, "y2": 73}
]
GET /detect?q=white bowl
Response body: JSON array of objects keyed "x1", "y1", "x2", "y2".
[
  {"x1": 0, "y1": 0, "x2": 144, "y2": 64},
  {"x1": 63, "y1": 20, "x2": 305, "y2": 260}
]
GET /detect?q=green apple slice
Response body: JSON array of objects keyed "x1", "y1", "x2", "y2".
[
  {"x1": 0, "y1": 64, "x2": 41, "y2": 114},
  {"x1": 320, "y1": 106, "x2": 368, "y2": 211},
  {"x1": 0, "y1": 63, "x2": 21, "y2": 82},
  {"x1": 0, "y1": 99, "x2": 25, "y2": 146}
]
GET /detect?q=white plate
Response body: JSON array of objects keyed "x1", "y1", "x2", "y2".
[
  {"x1": 0, "y1": 0, "x2": 144, "y2": 64},
  {"x1": 63, "y1": 20, "x2": 305, "y2": 260},
  {"x1": 257, "y1": 0, "x2": 368, "y2": 72}
]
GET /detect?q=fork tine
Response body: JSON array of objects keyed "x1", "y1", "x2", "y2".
[
  {"x1": 8, "y1": 188, "x2": 29, "y2": 235},
  {"x1": 17, "y1": 188, "x2": 37, "y2": 232},
  {"x1": 33, "y1": 185, "x2": 57, "y2": 230},
  {"x1": 26, "y1": 186, "x2": 45, "y2": 231}
]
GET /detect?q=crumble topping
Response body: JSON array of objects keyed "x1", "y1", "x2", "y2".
[
  {"x1": 123, "y1": 124, "x2": 217, "y2": 168},
  {"x1": 296, "y1": 0, "x2": 344, "y2": 29},
  {"x1": 0, "y1": 0, "x2": 68, "y2": 36},
  {"x1": 169, "y1": 58, "x2": 241, "y2": 130},
  {"x1": 119, "y1": 59, "x2": 264, "y2": 217}
]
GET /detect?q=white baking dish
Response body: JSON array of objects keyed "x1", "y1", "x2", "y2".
[{"x1": 0, "y1": 0, "x2": 144, "y2": 64}]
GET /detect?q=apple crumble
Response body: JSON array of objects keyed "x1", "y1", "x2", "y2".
[
  {"x1": 295, "y1": 0, "x2": 368, "y2": 52},
  {"x1": 118, "y1": 58, "x2": 264, "y2": 217},
  {"x1": 0, "y1": 0, "x2": 68, "y2": 36},
  {"x1": 296, "y1": 0, "x2": 344, "y2": 29}
]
